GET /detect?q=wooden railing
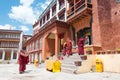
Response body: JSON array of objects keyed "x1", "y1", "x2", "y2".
[
  {"x1": 39, "y1": 16, "x2": 57, "y2": 32},
  {"x1": 67, "y1": 0, "x2": 92, "y2": 19}
]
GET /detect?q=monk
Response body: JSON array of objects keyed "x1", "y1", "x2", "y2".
[
  {"x1": 62, "y1": 42, "x2": 67, "y2": 56},
  {"x1": 18, "y1": 50, "x2": 29, "y2": 74},
  {"x1": 78, "y1": 38, "x2": 86, "y2": 55},
  {"x1": 66, "y1": 39, "x2": 72, "y2": 56}
]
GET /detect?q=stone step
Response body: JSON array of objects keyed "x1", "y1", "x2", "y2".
[
  {"x1": 61, "y1": 63, "x2": 77, "y2": 69},
  {"x1": 69, "y1": 56, "x2": 81, "y2": 59},
  {"x1": 63, "y1": 55, "x2": 87, "y2": 61},
  {"x1": 63, "y1": 58, "x2": 81, "y2": 62},
  {"x1": 68, "y1": 56, "x2": 81, "y2": 59},
  {"x1": 60, "y1": 54, "x2": 90, "y2": 74},
  {"x1": 70, "y1": 54, "x2": 80, "y2": 57},
  {"x1": 62, "y1": 61, "x2": 74, "y2": 64},
  {"x1": 61, "y1": 67, "x2": 76, "y2": 74}
]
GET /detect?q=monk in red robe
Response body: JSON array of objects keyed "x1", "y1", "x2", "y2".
[
  {"x1": 18, "y1": 50, "x2": 29, "y2": 74},
  {"x1": 66, "y1": 39, "x2": 72, "y2": 56},
  {"x1": 78, "y1": 38, "x2": 86, "y2": 55},
  {"x1": 62, "y1": 42, "x2": 67, "y2": 56}
]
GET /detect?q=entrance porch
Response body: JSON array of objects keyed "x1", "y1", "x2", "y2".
[{"x1": 41, "y1": 20, "x2": 70, "y2": 61}]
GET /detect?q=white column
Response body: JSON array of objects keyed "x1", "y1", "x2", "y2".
[
  {"x1": 35, "y1": 53, "x2": 38, "y2": 60},
  {"x1": 19, "y1": 32, "x2": 23, "y2": 52},
  {"x1": 11, "y1": 50, "x2": 13, "y2": 60},
  {"x1": 32, "y1": 53, "x2": 34, "y2": 63},
  {"x1": 57, "y1": 0, "x2": 59, "y2": 12},
  {"x1": 2, "y1": 50, "x2": 5, "y2": 61},
  {"x1": 16, "y1": 50, "x2": 19, "y2": 60},
  {"x1": 45, "y1": 15, "x2": 47, "y2": 22},
  {"x1": 64, "y1": 0, "x2": 67, "y2": 21},
  {"x1": 50, "y1": 8, "x2": 52, "y2": 19},
  {"x1": 56, "y1": 0, "x2": 59, "y2": 20}
]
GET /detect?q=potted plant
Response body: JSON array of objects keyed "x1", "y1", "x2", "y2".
[
  {"x1": 81, "y1": 55, "x2": 87, "y2": 60},
  {"x1": 74, "y1": 61, "x2": 81, "y2": 66},
  {"x1": 116, "y1": 48, "x2": 120, "y2": 54},
  {"x1": 106, "y1": 50, "x2": 111, "y2": 54},
  {"x1": 86, "y1": 48, "x2": 92, "y2": 55},
  {"x1": 101, "y1": 51, "x2": 106, "y2": 54}
]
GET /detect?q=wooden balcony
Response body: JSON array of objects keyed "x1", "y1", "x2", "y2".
[
  {"x1": 0, "y1": 46, "x2": 19, "y2": 48},
  {"x1": 39, "y1": 16, "x2": 57, "y2": 32},
  {"x1": 0, "y1": 38, "x2": 20, "y2": 42},
  {"x1": 67, "y1": 0, "x2": 92, "y2": 22}
]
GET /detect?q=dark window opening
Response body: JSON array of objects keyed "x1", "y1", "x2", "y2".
[{"x1": 13, "y1": 52, "x2": 17, "y2": 59}]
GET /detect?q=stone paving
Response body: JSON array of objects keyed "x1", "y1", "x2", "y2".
[{"x1": 0, "y1": 64, "x2": 120, "y2": 80}]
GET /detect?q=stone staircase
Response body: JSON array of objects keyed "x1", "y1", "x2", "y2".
[{"x1": 61, "y1": 53, "x2": 96, "y2": 74}]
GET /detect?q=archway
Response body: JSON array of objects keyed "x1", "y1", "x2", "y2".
[{"x1": 46, "y1": 33, "x2": 55, "y2": 58}]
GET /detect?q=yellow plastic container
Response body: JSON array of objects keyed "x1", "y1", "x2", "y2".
[
  {"x1": 34, "y1": 59, "x2": 39, "y2": 67},
  {"x1": 46, "y1": 60, "x2": 55, "y2": 71},
  {"x1": 53, "y1": 60, "x2": 61, "y2": 72},
  {"x1": 96, "y1": 59, "x2": 103, "y2": 72},
  {"x1": 46, "y1": 60, "x2": 61, "y2": 72}
]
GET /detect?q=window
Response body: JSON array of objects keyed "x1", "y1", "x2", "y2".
[
  {"x1": 43, "y1": 16, "x2": 46, "y2": 24},
  {"x1": 46, "y1": 11, "x2": 50, "y2": 20},
  {"x1": 58, "y1": 11, "x2": 65, "y2": 21},
  {"x1": 52, "y1": 4, "x2": 56, "y2": 16},
  {"x1": 35, "y1": 40, "x2": 38, "y2": 49},
  {"x1": 13, "y1": 52, "x2": 17, "y2": 59},
  {"x1": 59, "y1": 0, "x2": 65, "y2": 10},
  {"x1": 40, "y1": 20, "x2": 42, "y2": 27},
  {"x1": 116, "y1": 0, "x2": 120, "y2": 2},
  {"x1": 4, "y1": 51, "x2": 11, "y2": 60},
  {"x1": 0, "y1": 52, "x2": 2, "y2": 59},
  {"x1": 40, "y1": 38, "x2": 43, "y2": 48}
]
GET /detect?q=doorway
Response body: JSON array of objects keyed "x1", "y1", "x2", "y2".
[{"x1": 77, "y1": 27, "x2": 91, "y2": 45}]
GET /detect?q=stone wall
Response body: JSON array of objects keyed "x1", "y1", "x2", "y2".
[
  {"x1": 92, "y1": 0, "x2": 115, "y2": 50},
  {"x1": 77, "y1": 54, "x2": 120, "y2": 73},
  {"x1": 110, "y1": 0, "x2": 120, "y2": 49},
  {"x1": 96, "y1": 54, "x2": 120, "y2": 73}
]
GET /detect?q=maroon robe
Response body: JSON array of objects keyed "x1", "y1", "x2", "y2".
[
  {"x1": 62, "y1": 43, "x2": 67, "y2": 56},
  {"x1": 18, "y1": 52, "x2": 29, "y2": 73},
  {"x1": 66, "y1": 40, "x2": 72, "y2": 55},
  {"x1": 78, "y1": 38, "x2": 85, "y2": 55}
]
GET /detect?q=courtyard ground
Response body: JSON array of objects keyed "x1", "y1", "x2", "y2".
[{"x1": 0, "y1": 64, "x2": 120, "y2": 80}]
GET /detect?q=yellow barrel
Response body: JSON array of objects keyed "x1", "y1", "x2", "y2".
[
  {"x1": 96, "y1": 59, "x2": 103, "y2": 72},
  {"x1": 53, "y1": 60, "x2": 61, "y2": 72}
]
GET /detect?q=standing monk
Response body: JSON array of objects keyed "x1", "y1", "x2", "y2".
[
  {"x1": 18, "y1": 50, "x2": 29, "y2": 74},
  {"x1": 66, "y1": 38, "x2": 72, "y2": 56},
  {"x1": 62, "y1": 42, "x2": 67, "y2": 56},
  {"x1": 78, "y1": 38, "x2": 86, "y2": 55}
]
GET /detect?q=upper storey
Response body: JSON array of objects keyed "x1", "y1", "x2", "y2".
[
  {"x1": 33, "y1": 0, "x2": 66, "y2": 35},
  {"x1": 0, "y1": 29, "x2": 22, "y2": 48},
  {"x1": 66, "y1": 0, "x2": 92, "y2": 23},
  {"x1": 0, "y1": 29, "x2": 22, "y2": 41}
]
